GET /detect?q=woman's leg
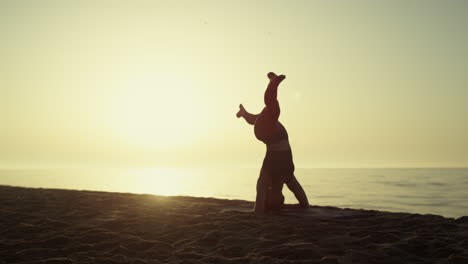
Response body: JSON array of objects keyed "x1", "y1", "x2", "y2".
[
  {"x1": 286, "y1": 175, "x2": 309, "y2": 208},
  {"x1": 254, "y1": 73, "x2": 285, "y2": 141},
  {"x1": 264, "y1": 72, "x2": 285, "y2": 114}
]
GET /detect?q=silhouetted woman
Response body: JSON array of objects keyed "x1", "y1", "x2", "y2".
[{"x1": 237, "y1": 72, "x2": 309, "y2": 214}]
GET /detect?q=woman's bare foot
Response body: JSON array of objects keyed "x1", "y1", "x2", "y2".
[
  {"x1": 267, "y1": 72, "x2": 278, "y2": 80},
  {"x1": 236, "y1": 104, "x2": 246, "y2": 118},
  {"x1": 268, "y1": 73, "x2": 286, "y2": 87},
  {"x1": 268, "y1": 72, "x2": 286, "y2": 82}
]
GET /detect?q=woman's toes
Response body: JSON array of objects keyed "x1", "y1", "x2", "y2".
[{"x1": 267, "y1": 72, "x2": 278, "y2": 80}]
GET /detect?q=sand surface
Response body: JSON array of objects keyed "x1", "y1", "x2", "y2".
[{"x1": 0, "y1": 185, "x2": 467, "y2": 264}]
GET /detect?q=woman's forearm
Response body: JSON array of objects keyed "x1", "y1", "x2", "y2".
[{"x1": 254, "y1": 170, "x2": 269, "y2": 215}]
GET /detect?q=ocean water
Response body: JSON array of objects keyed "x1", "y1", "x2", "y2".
[{"x1": 1, "y1": 168, "x2": 467, "y2": 218}]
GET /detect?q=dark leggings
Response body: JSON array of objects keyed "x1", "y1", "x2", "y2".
[
  {"x1": 254, "y1": 75, "x2": 281, "y2": 142},
  {"x1": 253, "y1": 74, "x2": 309, "y2": 213}
]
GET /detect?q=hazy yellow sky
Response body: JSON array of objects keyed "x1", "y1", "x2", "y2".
[{"x1": 1, "y1": 0, "x2": 467, "y2": 168}]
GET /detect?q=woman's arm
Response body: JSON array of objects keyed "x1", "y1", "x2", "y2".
[
  {"x1": 286, "y1": 175, "x2": 309, "y2": 208},
  {"x1": 236, "y1": 104, "x2": 259, "y2": 125},
  {"x1": 254, "y1": 169, "x2": 270, "y2": 215}
]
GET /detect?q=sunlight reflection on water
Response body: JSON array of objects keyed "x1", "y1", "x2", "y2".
[{"x1": 1, "y1": 168, "x2": 467, "y2": 218}]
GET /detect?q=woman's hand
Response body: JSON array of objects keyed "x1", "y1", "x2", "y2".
[{"x1": 236, "y1": 104, "x2": 246, "y2": 118}]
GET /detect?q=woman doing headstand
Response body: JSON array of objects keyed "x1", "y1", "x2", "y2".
[{"x1": 237, "y1": 72, "x2": 309, "y2": 214}]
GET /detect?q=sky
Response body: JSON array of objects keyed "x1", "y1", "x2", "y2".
[{"x1": 1, "y1": 0, "x2": 467, "y2": 169}]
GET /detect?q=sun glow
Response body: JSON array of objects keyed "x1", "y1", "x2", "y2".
[
  {"x1": 106, "y1": 70, "x2": 208, "y2": 151},
  {"x1": 130, "y1": 168, "x2": 190, "y2": 196}
]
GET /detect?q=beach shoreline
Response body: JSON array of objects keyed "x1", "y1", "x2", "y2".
[{"x1": 0, "y1": 185, "x2": 467, "y2": 264}]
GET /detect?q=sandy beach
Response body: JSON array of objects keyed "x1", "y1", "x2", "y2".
[{"x1": 0, "y1": 185, "x2": 467, "y2": 264}]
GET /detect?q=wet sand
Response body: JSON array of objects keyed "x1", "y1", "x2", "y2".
[{"x1": 0, "y1": 185, "x2": 467, "y2": 264}]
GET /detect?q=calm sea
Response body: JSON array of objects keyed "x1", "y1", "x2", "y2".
[{"x1": 1, "y1": 168, "x2": 467, "y2": 218}]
